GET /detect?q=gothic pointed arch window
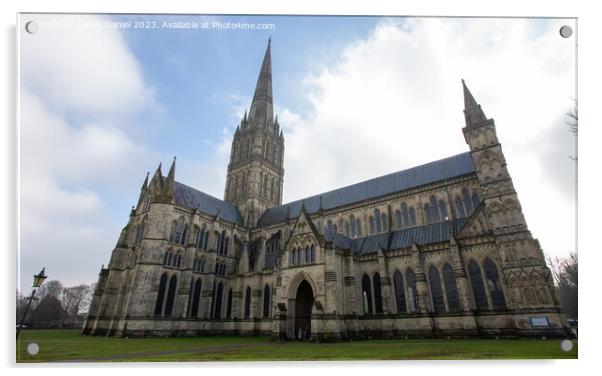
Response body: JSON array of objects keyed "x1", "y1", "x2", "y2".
[
  {"x1": 169, "y1": 220, "x2": 178, "y2": 243},
  {"x1": 310, "y1": 244, "x2": 315, "y2": 262},
  {"x1": 442, "y1": 263, "x2": 460, "y2": 311},
  {"x1": 373, "y1": 273, "x2": 384, "y2": 314},
  {"x1": 164, "y1": 274, "x2": 178, "y2": 316},
  {"x1": 455, "y1": 195, "x2": 466, "y2": 218},
  {"x1": 406, "y1": 268, "x2": 418, "y2": 312},
  {"x1": 430, "y1": 196, "x2": 440, "y2": 222},
  {"x1": 242, "y1": 172, "x2": 247, "y2": 196},
  {"x1": 381, "y1": 213, "x2": 388, "y2": 232},
  {"x1": 356, "y1": 219, "x2": 362, "y2": 236},
  {"x1": 350, "y1": 215, "x2": 356, "y2": 237},
  {"x1": 154, "y1": 273, "x2": 168, "y2": 315},
  {"x1": 213, "y1": 282, "x2": 224, "y2": 319},
  {"x1": 244, "y1": 286, "x2": 251, "y2": 318},
  {"x1": 369, "y1": 216, "x2": 375, "y2": 234},
  {"x1": 163, "y1": 251, "x2": 169, "y2": 265},
  {"x1": 166, "y1": 252, "x2": 173, "y2": 266},
  {"x1": 345, "y1": 221, "x2": 350, "y2": 236},
  {"x1": 472, "y1": 192, "x2": 481, "y2": 209},
  {"x1": 374, "y1": 209, "x2": 382, "y2": 232},
  {"x1": 263, "y1": 284, "x2": 271, "y2": 318},
  {"x1": 190, "y1": 278, "x2": 202, "y2": 318},
  {"x1": 393, "y1": 270, "x2": 407, "y2": 314},
  {"x1": 135, "y1": 217, "x2": 147, "y2": 245},
  {"x1": 203, "y1": 230, "x2": 209, "y2": 250},
  {"x1": 462, "y1": 188, "x2": 474, "y2": 215},
  {"x1": 263, "y1": 174, "x2": 268, "y2": 198},
  {"x1": 299, "y1": 247, "x2": 305, "y2": 265},
  {"x1": 270, "y1": 178, "x2": 275, "y2": 201},
  {"x1": 409, "y1": 207, "x2": 416, "y2": 226},
  {"x1": 395, "y1": 210, "x2": 402, "y2": 229},
  {"x1": 220, "y1": 231, "x2": 226, "y2": 254},
  {"x1": 186, "y1": 279, "x2": 194, "y2": 316},
  {"x1": 180, "y1": 224, "x2": 188, "y2": 245},
  {"x1": 226, "y1": 288, "x2": 233, "y2": 318},
  {"x1": 468, "y1": 260, "x2": 489, "y2": 310},
  {"x1": 428, "y1": 266, "x2": 445, "y2": 313},
  {"x1": 194, "y1": 226, "x2": 202, "y2": 248},
  {"x1": 424, "y1": 204, "x2": 431, "y2": 224},
  {"x1": 484, "y1": 258, "x2": 507, "y2": 309},
  {"x1": 265, "y1": 142, "x2": 270, "y2": 160},
  {"x1": 402, "y1": 203, "x2": 410, "y2": 228},
  {"x1": 362, "y1": 274, "x2": 373, "y2": 314},
  {"x1": 439, "y1": 200, "x2": 449, "y2": 221}
]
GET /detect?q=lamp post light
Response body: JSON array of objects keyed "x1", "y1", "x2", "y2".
[{"x1": 17, "y1": 267, "x2": 47, "y2": 340}]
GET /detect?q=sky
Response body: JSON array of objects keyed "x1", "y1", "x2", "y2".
[{"x1": 18, "y1": 14, "x2": 576, "y2": 292}]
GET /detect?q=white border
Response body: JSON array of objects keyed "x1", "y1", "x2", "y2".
[{"x1": 3, "y1": 1, "x2": 600, "y2": 375}]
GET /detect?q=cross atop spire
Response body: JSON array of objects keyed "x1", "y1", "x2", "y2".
[
  {"x1": 248, "y1": 39, "x2": 273, "y2": 128},
  {"x1": 462, "y1": 79, "x2": 488, "y2": 127}
]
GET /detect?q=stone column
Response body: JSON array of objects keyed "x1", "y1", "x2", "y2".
[
  {"x1": 377, "y1": 248, "x2": 393, "y2": 314},
  {"x1": 449, "y1": 237, "x2": 473, "y2": 312},
  {"x1": 323, "y1": 246, "x2": 338, "y2": 315},
  {"x1": 411, "y1": 243, "x2": 430, "y2": 314},
  {"x1": 201, "y1": 275, "x2": 216, "y2": 318},
  {"x1": 176, "y1": 245, "x2": 196, "y2": 318},
  {"x1": 257, "y1": 236, "x2": 267, "y2": 271}
]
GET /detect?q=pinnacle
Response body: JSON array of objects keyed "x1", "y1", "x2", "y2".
[
  {"x1": 248, "y1": 39, "x2": 274, "y2": 128},
  {"x1": 462, "y1": 79, "x2": 488, "y2": 127}
]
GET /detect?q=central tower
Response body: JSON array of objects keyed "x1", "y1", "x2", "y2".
[{"x1": 225, "y1": 39, "x2": 285, "y2": 227}]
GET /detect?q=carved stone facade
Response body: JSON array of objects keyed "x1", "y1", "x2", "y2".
[{"x1": 83, "y1": 41, "x2": 572, "y2": 340}]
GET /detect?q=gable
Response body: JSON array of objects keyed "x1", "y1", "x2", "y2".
[{"x1": 456, "y1": 203, "x2": 491, "y2": 239}]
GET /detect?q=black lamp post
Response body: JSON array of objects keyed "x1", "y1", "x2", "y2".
[{"x1": 17, "y1": 267, "x2": 47, "y2": 340}]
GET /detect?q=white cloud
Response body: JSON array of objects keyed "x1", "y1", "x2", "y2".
[
  {"x1": 20, "y1": 14, "x2": 160, "y2": 119},
  {"x1": 18, "y1": 14, "x2": 163, "y2": 292},
  {"x1": 279, "y1": 18, "x2": 575, "y2": 259}
]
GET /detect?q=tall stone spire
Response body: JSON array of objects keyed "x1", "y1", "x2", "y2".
[
  {"x1": 248, "y1": 38, "x2": 273, "y2": 128},
  {"x1": 462, "y1": 79, "x2": 488, "y2": 127},
  {"x1": 225, "y1": 39, "x2": 284, "y2": 227}
]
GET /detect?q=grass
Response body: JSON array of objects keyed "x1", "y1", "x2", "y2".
[{"x1": 16, "y1": 329, "x2": 577, "y2": 362}]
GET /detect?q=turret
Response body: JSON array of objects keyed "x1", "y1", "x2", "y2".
[{"x1": 158, "y1": 157, "x2": 176, "y2": 203}]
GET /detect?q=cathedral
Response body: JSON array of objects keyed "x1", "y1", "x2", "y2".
[{"x1": 84, "y1": 39, "x2": 571, "y2": 340}]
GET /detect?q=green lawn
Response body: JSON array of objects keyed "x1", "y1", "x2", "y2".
[{"x1": 16, "y1": 330, "x2": 577, "y2": 362}]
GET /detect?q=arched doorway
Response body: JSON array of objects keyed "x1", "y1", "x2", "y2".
[{"x1": 295, "y1": 280, "x2": 314, "y2": 340}]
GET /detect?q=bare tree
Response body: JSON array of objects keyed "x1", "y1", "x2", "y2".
[
  {"x1": 16, "y1": 290, "x2": 32, "y2": 324},
  {"x1": 36, "y1": 280, "x2": 64, "y2": 304},
  {"x1": 547, "y1": 252, "x2": 577, "y2": 320},
  {"x1": 62, "y1": 284, "x2": 92, "y2": 319},
  {"x1": 566, "y1": 98, "x2": 578, "y2": 136},
  {"x1": 30, "y1": 295, "x2": 68, "y2": 328}
]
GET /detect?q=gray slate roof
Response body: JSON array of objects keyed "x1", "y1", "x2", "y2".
[
  {"x1": 324, "y1": 218, "x2": 468, "y2": 256},
  {"x1": 258, "y1": 152, "x2": 475, "y2": 226},
  {"x1": 173, "y1": 181, "x2": 242, "y2": 224}
]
